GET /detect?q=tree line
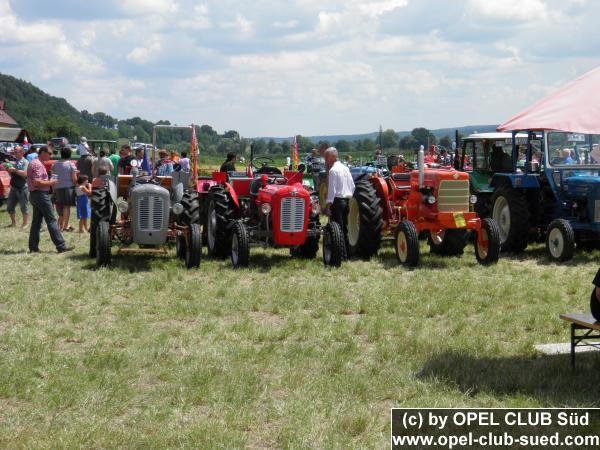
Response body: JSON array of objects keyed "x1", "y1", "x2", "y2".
[{"x1": 1, "y1": 73, "x2": 455, "y2": 158}]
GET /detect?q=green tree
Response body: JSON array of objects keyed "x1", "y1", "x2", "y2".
[
  {"x1": 335, "y1": 139, "x2": 351, "y2": 153},
  {"x1": 381, "y1": 129, "x2": 399, "y2": 149},
  {"x1": 411, "y1": 127, "x2": 436, "y2": 146},
  {"x1": 439, "y1": 135, "x2": 452, "y2": 149},
  {"x1": 43, "y1": 116, "x2": 80, "y2": 142}
]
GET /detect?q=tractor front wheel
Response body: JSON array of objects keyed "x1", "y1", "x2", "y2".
[
  {"x1": 95, "y1": 221, "x2": 112, "y2": 268},
  {"x1": 90, "y1": 187, "x2": 112, "y2": 258},
  {"x1": 176, "y1": 233, "x2": 186, "y2": 260},
  {"x1": 546, "y1": 219, "x2": 575, "y2": 262},
  {"x1": 323, "y1": 222, "x2": 343, "y2": 267},
  {"x1": 395, "y1": 221, "x2": 419, "y2": 267},
  {"x1": 185, "y1": 223, "x2": 202, "y2": 268},
  {"x1": 231, "y1": 221, "x2": 250, "y2": 268},
  {"x1": 475, "y1": 218, "x2": 501, "y2": 265}
]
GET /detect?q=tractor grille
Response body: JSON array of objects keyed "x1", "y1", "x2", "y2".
[
  {"x1": 437, "y1": 180, "x2": 469, "y2": 212},
  {"x1": 280, "y1": 197, "x2": 305, "y2": 233},
  {"x1": 138, "y1": 195, "x2": 165, "y2": 232}
]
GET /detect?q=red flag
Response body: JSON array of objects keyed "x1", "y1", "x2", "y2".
[
  {"x1": 190, "y1": 124, "x2": 198, "y2": 187},
  {"x1": 293, "y1": 135, "x2": 298, "y2": 170}
]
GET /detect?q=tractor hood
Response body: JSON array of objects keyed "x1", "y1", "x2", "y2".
[{"x1": 563, "y1": 174, "x2": 600, "y2": 200}]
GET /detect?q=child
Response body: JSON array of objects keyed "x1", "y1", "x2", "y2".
[{"x1": 75, "y1": 175, "x2": 92, "y2": 233}]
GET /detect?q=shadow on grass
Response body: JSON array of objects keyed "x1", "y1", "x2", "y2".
[
  {"x1": 375, "y1": 251, "x2": 460, "y2": 270},
  {"x1": 500, "y1": 246, "x2": 600, "y2": 267},
  {"x1": 69, "y1": 252, "x2": 154, "y2": 272},
  {"x1": 249, "y1": 252, "x2": 295, "y2": 272},
  {"x1": 419, "y1": 350, "x2": 600, "y2": 406},
  {"x1": 0, "y1": 249, "x2": 28, "y2": 255}
]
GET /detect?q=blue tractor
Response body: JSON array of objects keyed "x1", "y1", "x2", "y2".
[{"x1": 481, "y1": 130, "x2": 600, "y2": 261}]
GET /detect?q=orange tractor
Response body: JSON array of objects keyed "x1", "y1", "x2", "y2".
[{"x1": 347, "y1": 146, "x2": 501, "y2": 266}]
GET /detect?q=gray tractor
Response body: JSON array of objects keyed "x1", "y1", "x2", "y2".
[{"x1": 90, "y1": 145, "x2": 201, "y2": 269}]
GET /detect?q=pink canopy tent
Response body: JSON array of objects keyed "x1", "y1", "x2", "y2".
[{"x1": 498, "y1": 66, "x2": 600, "y2": 134}]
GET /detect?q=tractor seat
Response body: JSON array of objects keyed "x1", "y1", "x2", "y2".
[
  {"x1": 391, "y1": 173, "x2": 411, "y2": 181},
  {"x1": 249, "y1": 177, "x2": 263, "y2": 195}
]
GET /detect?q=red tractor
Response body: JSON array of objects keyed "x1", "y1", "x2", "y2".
[
  {"x1": 178, "y1": 155, "x2": 344, "y2": 268},
  {"x1": 346, "y1": 147, "x2": 501, "y2": 266}
]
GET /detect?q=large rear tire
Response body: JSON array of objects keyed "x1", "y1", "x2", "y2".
[
  {"x1": 347, "y1": 178, "x2": 383, "y2": 259},
  {"x1": 231, "y1": 221, "x2": 250, "y2": 268},
  {"x1": 491, "y1": 185, "x2": 529, "y2": 253},
  {"x1": 90, "y1": 187, "x2": 112, "y2": 258},
  {"x1": 206, "y1": 186, "x2": 236, "y2": 258},
  {"x1": 185, "y1": 223, "x2": 202, "y2": 268},
  {"x1": 475, "y1": 218, "x2": 501, "y2": 265},
  {"x1": 395, "y1": 221, "x2": 419, "y2": 267},
  {"x1": 95, "y1": 221, "x2": 111, "y2": 268},
  {"x1": 179, "y1": 190, "x2": 200, "y2": 225},
  {"x1": 546, "y1": 219, "x2": 575, "y2": 262},
  {"x1": 323, "y1": 222, "x2": 343, "y2": 267}
]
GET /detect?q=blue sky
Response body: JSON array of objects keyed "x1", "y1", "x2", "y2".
[{"x1": 1, "y1": 0, "x2": 598, "y2": 136}]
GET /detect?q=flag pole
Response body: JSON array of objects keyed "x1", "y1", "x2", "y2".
[{"x1": 191, "y1": 123, "x2": 198, "y2": 189}]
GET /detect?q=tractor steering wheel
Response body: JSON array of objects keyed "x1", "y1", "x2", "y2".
[{"x1": 252, "y1": 156, "x2": 275, "y2": 168}]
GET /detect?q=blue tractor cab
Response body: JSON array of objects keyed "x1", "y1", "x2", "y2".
[{"x1": 485, "y1": 129, "x2": 600, "y2": 261}]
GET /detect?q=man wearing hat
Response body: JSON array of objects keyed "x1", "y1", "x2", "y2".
[{"x1": 76, "y1": 137, "x2": 95, "y2": 181}]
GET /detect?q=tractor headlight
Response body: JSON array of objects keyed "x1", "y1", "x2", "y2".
[
  {"x1": 261, "y1": 203, "x2": 271, "y2": 215},
  {"x1": 426, "y1": 195, "x2": 436, "y2": 205},
  {"x1": 470, "y1": 194, "x2": 478, "y2": 205},
  {"x1": 117, "y1": 200, "x2": 129, "y2": 213},
  {"x1": 172, "y1": 202, "x2": 184, "y2": 215}
]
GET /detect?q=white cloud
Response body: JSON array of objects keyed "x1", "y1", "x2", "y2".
[
  {"x1": 126, "y1": 38, "x2": 162, "y2": 64},
  {"x1": 467, "y1": 0, "x2": 548, "y2": 21}
]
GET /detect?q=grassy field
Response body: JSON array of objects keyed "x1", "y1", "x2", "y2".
[{"x1": 0, "y1": 208, "x2": 599, "y2": 448}]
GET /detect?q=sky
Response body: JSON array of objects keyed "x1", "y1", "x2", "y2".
[{"x1": 1, "y1": 0, "x2": 599, "y2": 137}]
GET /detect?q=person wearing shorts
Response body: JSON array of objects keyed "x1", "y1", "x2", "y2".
[
  {"x1": 51, "y1": 147, "x2": 77, "y2": 231},
  {"x1": 6, "y1": 145, "x2": 29, "y2": 228}
]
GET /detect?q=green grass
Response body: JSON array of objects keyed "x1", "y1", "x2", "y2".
[{"x1": 0, "y1": 210, "x2": 599, "y2": 448}]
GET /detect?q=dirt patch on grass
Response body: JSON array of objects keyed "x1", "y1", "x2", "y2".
[{"x1": 249, "y1": 311, "x2": 285, "y2": 328}]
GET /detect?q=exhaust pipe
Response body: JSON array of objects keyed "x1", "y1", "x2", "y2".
[{"x1": 418, "y1": 145, "x2": 425, "y2": 189}]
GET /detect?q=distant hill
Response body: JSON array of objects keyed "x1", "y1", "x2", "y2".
[
  {"x1": 256, "y1": 124, "x2": 498, "y2": 144},
  {"x1": 0, "y1": 73, "x2": 115, "y2": 141},
  {"x1": 0, "y1": 71, "x2": 498, "y2": 152}
]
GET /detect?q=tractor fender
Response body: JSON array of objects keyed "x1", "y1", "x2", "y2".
[
  {"x1": 172, "y1": 181, "x2": 184, "y2": 204},
  {"x1": 490, "y1": 173, "x2": 540, "y2": 190},
  {"x1": 224, "y1": 182, "x2": 240, "y2": 209},
  {"x1": 107, "y1": 178, "x2": 118, "y2": 205}
]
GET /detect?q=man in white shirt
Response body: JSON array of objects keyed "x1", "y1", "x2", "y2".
[{"x1": 325, "y1": 147, "x2": 355, "y2": 259}]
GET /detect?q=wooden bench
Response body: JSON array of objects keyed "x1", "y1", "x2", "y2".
[{"x1": 560, "y1": 313, "x2": 600, "y2": 369}]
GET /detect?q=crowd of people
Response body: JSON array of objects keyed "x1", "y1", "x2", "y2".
[{"x1": 4, "y1": 137, "x2": 191, "y2": 253}]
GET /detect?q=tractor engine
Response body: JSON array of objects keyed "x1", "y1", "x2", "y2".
[
  {"x1": 405, "y1": 169, "x2": 471, "y2": 222},
  {"x1": 129, "y1": 183, "x2": 171, "y2": 245},
  {"x1": 255, "y1": 184, "x2": 311, "y2": 246},
  {"x1": 563, "y1": 176, "x2": 600, "y2": 223}
]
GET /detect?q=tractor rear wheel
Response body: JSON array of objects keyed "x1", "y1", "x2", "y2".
[
  {"x1": 206, "y1": 186, "x2": 236, "y2": 258},
  {"x1": 395, "y1": 221, "x2": 419, "y2": 267},
  {"x1": 323, "y1": 222, "x2": 343, "y2": 267},
  {"x1": 231, "y1": 221, "x2": 250, "y2": 268},
  {"x1": 95, "y1": 221, "x2": 112, "y2": 268},
  {"x1": 179, "y1": 190, "x2": 200, "y2": 225},
  {"x1": 90, "y1": 187, "x2": 112, "y2": 258},
  {"x1": 491, "y1": 185, "x2": 529, "y2": 253},
  {"x1": 428, "y1": 229, "x2": 467, "y2": 256},
  {"x1": 347, "y1": 178, "x2": 383, "y2": 259},
  {"x1": 546, "y1": 219, "x2": 575, "y2": 262},
  {"x1": 475, "y1": 218, "x2": 501, "y2": 265},
  {"x1": 185, "y1": 223, "x2": 202, "y2": 268}
]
